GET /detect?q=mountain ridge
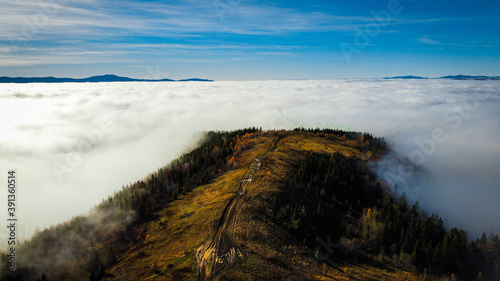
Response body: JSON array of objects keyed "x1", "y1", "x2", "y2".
[
  {"x1": 439, "y1": 75, "x2": 500, "y2": 80},
  {"x1": 0, "y1": 74, "x2": 213, "y2": 83},
  {"x1": 383, "y1": 75, "x2": 428, "y2": 79},
  {"x1": 2, "y1": 74, "x2": 500, "y2": 83},
  {"x1": 384, "y1": 75, "x2": 500, "y2": 80},
  {"x1": 2, "y1": 129, "x2": 499, "y2": 281}
]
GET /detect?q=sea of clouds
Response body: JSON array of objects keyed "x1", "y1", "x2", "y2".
[{"x1": 1, "y1": 79, "x2": 499, "y2": 241}]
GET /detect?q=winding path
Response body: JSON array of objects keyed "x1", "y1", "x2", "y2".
[{"x1": 195, "y1": 135, "x2": 281, "y2": 281}]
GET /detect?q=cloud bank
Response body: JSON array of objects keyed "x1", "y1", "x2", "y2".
[{"x1": 0, "y1": 79, "x2": 499, "y2": 241}]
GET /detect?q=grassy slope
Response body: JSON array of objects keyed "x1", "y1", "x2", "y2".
[{"x1": 102, "y1": 131, "x2": 428, "y2": 281}]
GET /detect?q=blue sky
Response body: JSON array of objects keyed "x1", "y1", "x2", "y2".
[{"x1": 1, "y1": 0, "x2": 499, "y2": 80}]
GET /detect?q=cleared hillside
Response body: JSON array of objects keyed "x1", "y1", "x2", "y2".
[
  {"x1": 99, "y1": 130, "x2": 423, "y2": 280},
  {"x1": 3, "y1": 129, "x2": 498, "y2": 281}
]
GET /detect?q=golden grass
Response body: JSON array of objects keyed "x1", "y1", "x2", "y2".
[{"x1": 103, "y1": 131, "x2": 424, "y2": 281}]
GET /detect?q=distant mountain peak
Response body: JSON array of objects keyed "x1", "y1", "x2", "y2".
[
  {"x1": 384, "y1": 75, "x2": 428, "y2": 79},
  {"x1": 178, "y1": 78, "x2": 214, "y2": 82},
  {"x1": 384, "y1": 75, "x2": 500, "y2": 80},
  {"x1": 0, "y1": 74, "x2": 213, "y2": 83},
  {"x1": 440, "y1": 75, "x2": 500, "y2": 80}
]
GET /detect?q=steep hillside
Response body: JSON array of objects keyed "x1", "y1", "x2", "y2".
[
  {"x1": 101, "y1": 129, "x2": 418, "y2": 281},
  {"x1": 2, "y1": 129, "x2": 499, "y2": 281}
]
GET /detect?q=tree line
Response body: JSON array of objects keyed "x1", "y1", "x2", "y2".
[
  {"x1": 1, "y1": 128, "x2": 262, "y2": 281},
  {"x1": 271, "y1": 148, "x2": 500, "y2": 280}
]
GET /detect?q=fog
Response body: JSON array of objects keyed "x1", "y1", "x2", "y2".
[{"x1": 1, "y1": 79, "x2": 499, "y2": 241}]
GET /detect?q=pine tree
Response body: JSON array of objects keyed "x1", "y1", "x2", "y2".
[
  {"x1": 411, "y1": 240, "x2": 421, "y2": 268},
  {"x1": 480, "y1": 233, "x2": 488, "y2": 249},
  {"x1": 104, "y1": 246, "x2": 117, "y2": 267},
  {"x1": 86, "y1": 247, "x2": 101, "y2": 277},
  {"x1": 432, "y1": 243, "x2": 442, "y2": 265}
]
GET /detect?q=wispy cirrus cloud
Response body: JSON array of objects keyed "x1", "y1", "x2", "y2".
[
  {"x1": 419, "y1": 35, "x2": 440, "y2": 45},
  {"x1": 1, "y1": 0, "x2": 473, "y2": 43},
  {"x1": 0, "y1": 0, "x2": 498, "y2": 78}
]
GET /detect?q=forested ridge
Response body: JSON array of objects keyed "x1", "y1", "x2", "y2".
[
  {"x1": 271, "y1": 143, "x2": 500, "y2": 280},
  {"x1": 1, "y1": 128, "x2": 499, "y2": 281},
  {"x1": 1, "y1": 128, "x2": 263, "y2": 281}
]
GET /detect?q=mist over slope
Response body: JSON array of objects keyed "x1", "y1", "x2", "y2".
[{"x1": 1, "y1": 79, "x2": 499, "y2": 240}]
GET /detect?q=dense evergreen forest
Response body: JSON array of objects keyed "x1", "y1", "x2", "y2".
[{"x1": 271, "y1": 147, "x2": 500, "y2": 280}]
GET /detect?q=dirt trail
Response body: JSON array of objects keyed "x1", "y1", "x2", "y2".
[{"x1": 195, "y1": 136, "x2": 281, "y2": 281}]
